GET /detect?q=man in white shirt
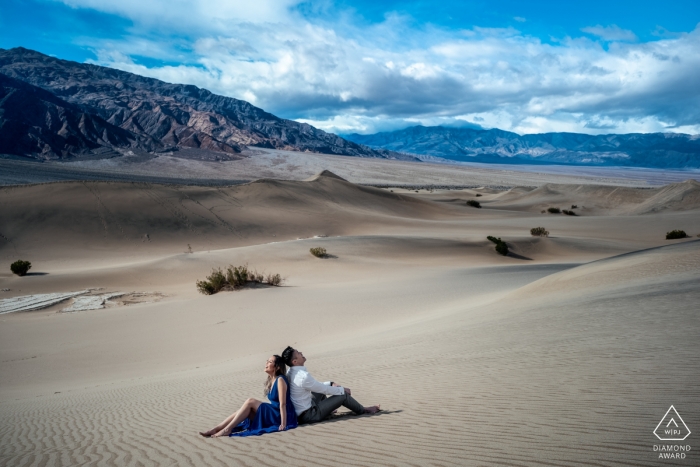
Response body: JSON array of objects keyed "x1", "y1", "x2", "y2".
[{"x1": 282, "y1": 346, "x2": 380, "y2": 424}]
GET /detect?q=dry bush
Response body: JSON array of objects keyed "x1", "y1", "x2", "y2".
[
  {"x1": 666, "y1": 230, "x2": 688, "y2": 240},
  {"x1": 310, "y1": 247, "x2": 327, "y2": 258},
  {"x1": 10, "y1": 260, "x2": 31, "y2": 276},
  {"x1": 197, "y1": 264, "x2": 284, "y2": 294},
  {"x1": 266, "y1": 273, "x2": 283, "y2": 286},
  {"x1": 547, "y1": 207, "x2": 561, "y2": 214},
  {"x1": 466, "y1": 200, "x2": 481, "y2": 208},
  {"x1": 487, "y1": 236, "x2": 509, "y2": 256},
  {"x1": 530, "y1": 227, "x2": 549, "y2": 237},
  {"x1": 562, "y1": 209, "x2": 577, "y2": 216}
]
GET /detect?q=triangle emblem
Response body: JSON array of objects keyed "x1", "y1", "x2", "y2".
[{"x1": 654, "y1": 406, "x2": 691, "y2": 441}]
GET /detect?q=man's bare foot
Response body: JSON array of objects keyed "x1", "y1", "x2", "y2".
[{"x1": 364, "y1": 405, "x2": 380, "y2": 414}]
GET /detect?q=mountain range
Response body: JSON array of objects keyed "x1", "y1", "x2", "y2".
[
  {"x1": 2, "y1": 47, "x2": 699, "y2": 169},
  {"x1": 0, "y1": 47, "x2": 410, "y2": 161},
  {"x1": 344, "y1": 125, "x2": 700, "y2": 169}
]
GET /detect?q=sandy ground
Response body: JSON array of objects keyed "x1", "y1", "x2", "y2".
[
  {"x1": 1, "y1": 169, "x2": 699, "y2": 466},
  {"x1": 4, "y1": 147, "x2": 700, "y2": 187}
]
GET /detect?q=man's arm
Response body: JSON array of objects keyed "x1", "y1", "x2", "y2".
[{"x1": 301, "y1": 372, "x2": 345, "y2": 396}]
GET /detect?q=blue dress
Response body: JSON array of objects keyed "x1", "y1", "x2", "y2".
[{"x1": 229, "y1": 375, "x2": 298, "y2": 437}]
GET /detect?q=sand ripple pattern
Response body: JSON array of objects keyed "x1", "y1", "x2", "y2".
[{"x1": 1, "y1": 246, "x2": 699, "y2": 466}]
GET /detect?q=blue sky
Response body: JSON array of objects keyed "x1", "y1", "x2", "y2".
[{"x1": 2, "y1": 0, "x2": 700, "y2": 135}]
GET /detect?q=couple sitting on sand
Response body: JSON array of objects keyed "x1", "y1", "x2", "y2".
[{"x1": 200, "y1": 346, "x2": 380, "y2": 437}]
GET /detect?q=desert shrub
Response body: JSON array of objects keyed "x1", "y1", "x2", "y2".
[
  {"x1": 466, "y1": 200, "x2": 482, "y2": 208},
  {"x1": 248, "y1": 269, "x2": 264, "y2": 283},
  {"x1": 562, "y1": 209, "x2": 577, "y2": 216},
  {"x1": 196, "y1": 280, "x2": 216, "y2": 295},
  {"x1": 226, "y1": 265, "x2": 249, "y2": 287},
  {"x1": 266, "y1": 273, "x2": 283, "y2": 286},
  {"x1": 487, "y1": 236, "x2": 509, "y2": 256},
  {"x1": 666, "y1": 230, "x2": 687, "y2": 240},
  {"x1": 197, "y1": 264, "x2": 284, "y2": 294},
  {"x1": 541, "y1": 210, "x2": 546, "y2": 213},
  {"x1": 495, "y1": 241, "x2": 509, "y2": 256},
  {"x1": 476, "y1": 194, "x2": 482, "y2": 197},
  {"x1": 310, "y1": 247, "x2": 327, "y2": 258},
  {"x1": 10, "y1": 260, "x2": 32, "y2": 276},
  {"x1": 196, "y1": 268, "x2": 226, "y2": 295},
  {"x1": 530, "y1": 227, "x2": 549, "y2": 237},
  {"x1": 547, "y1": 207, "x2": 561, "y2": 214},
  {"x1": 571, "y1": 205, "x2": 578, "y2": 209}
]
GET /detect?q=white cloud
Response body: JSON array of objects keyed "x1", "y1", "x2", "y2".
[
  {"x1": 60, "y1": 0, "x2": 700, "y2": 135},
  {"x1": 581, "y1": 24, "x2": 638, "y2": 42}
]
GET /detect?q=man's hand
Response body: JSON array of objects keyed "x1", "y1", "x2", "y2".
[
  {"x1": 331, "y1": 382, "x2": 350, "y2": 395},
  {"x1": 344, "y1": 387, "x2": 352, "y2": 395}
]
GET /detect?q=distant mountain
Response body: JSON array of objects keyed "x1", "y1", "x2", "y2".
[
  {"x1": 344, "y1": 125, "x2": 700, "y2": 169},
  {"x1": 0, "y1": 47, "x2": 413, "y2": 161}
]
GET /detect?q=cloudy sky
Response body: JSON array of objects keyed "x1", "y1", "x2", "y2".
[{"x1": 2, "y1": 0, "x2": 700, "y2": 135}]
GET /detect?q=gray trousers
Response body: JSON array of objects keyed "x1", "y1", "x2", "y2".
[{"x1": 297, "y1": 392, "x2": 365, "y2": 424}]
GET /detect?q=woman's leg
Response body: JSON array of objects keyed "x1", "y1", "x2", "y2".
[
  {"x1": 211, "y1": 398, "x2": 263, "y2": 437},
  {"x1": 200, "y1": 409, "x2": 242, "y2": 437}
]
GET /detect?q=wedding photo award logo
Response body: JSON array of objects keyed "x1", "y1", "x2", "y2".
[{"x1": 653, "y1": 405, "x2": 692, "y2": 460}]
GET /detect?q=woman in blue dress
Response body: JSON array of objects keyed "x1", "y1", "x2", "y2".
[{"x1": 199, "y1": 355, "x2": 298, "y2": 437}]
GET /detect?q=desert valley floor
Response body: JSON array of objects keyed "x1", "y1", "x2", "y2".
[{"x1": 0, "y1": 154, "x2": 699, "y2": 466}]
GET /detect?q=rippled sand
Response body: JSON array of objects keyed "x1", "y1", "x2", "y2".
[{"x1": 1, "y1": 172, "x2": 699, "y2": 466}]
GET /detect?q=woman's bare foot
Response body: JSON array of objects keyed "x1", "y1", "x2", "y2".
[
  {"x1": 199, "y1": 429, "x2": 218, "y2": 437},
  {"x1": 211, "y1": 429, "x2": 230, "y2": 438},
  {"x1": 364, "y1": 405, "x2": 380, "y2": 414}
]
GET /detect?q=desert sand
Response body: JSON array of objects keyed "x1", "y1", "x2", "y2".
[{"x1": 1, "y1": 166, "x2": 699, "y2": 466}]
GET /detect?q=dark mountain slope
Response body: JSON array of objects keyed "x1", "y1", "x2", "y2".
[
  {"x1": 0, "y1": 73, "x2": 142, "y2": 158},
  {"x1": 345, "y1": 125, "x2": 700, "y2": 168},
  {"x1": 0, "y1": 47, "x2": 411, "y2": 161}
]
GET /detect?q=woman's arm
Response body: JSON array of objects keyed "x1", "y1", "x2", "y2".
[{"x1": 277, "y1": 377, "x2": 288, "y2": 431}]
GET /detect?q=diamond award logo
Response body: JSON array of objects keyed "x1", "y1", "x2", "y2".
[{"x1": 654, "y1": 406, "x2": 691, "y2": 441}]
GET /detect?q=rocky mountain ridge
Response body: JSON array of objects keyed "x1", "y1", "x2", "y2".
[
  {"x1": 344, "y1": 125, "x2": 700, "y2": 168},
  {"x1": 0, "y1": 47, "x2": 411, "y2": 161}
]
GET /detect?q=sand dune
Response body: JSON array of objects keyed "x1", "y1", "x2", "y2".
[
  {"x1": 483, "y1": 179, "x2": 700, "y2": 215},
  {"x1": 1, "y1": 173, "x2": 699, "y2": 466}
]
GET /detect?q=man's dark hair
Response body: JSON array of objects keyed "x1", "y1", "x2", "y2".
[{"x1": 282, "y1": 346, "x2": 295, "y2": 366}]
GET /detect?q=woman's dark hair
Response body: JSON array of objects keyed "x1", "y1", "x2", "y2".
[
  {"x1": 281, "y1": 346, "x2": 295, "y2": 366},
  {"x1": 264, "y1": 355, "x2": 286, "y2": 395}
]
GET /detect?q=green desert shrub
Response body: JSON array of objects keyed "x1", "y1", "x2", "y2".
[
  {"x1": 196, "y1": 268, "x2": 226, "y2": 295},
  {"x1": 310, "y1": 247, "x2": 327, "y2": 258},
  {"x1": 197, "y1": 264, "x2": 284, "y2": 294},
  {"x1": 226, "y1": 265, "x2": 249, "y2": 287},
  {"x1": 10, "y1": 260, "x2": 32, "y2": 276},
  {"x1": 562, "y1": 209, "x2": 577, "y2": 216},
  {"x1": 466, "y1": 200, "x2": 482, "y2": 208},
  {"x1": 487, "y1": 236, "x2": 509, "y2": 256},
  {"x1": 547, "y1": 207, "x2": 561, "y2": 214},
  {"x1": 495, "y1": 242, "x2": 509, "y2": 256},
  {"x1": 530, "y1": 227, "x2": 549, "y2": 237},
  {"x1": 666, "y1": 230, "x2": 688, "y2": 240},
  {"x1": 196, "y1": 279, "x2": 216, "y2": 295},
  {"x1": 266, "y1": 273, "x2": 282, "y2": 286}
]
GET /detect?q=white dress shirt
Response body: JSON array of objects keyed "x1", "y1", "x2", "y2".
[{"x1": 287, "y1": 365, "x2": 345, "y2": 415}]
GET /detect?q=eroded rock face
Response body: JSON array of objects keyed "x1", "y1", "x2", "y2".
[{"x1": 0, "y1": 47, "x2": 409, "y2": 161}]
